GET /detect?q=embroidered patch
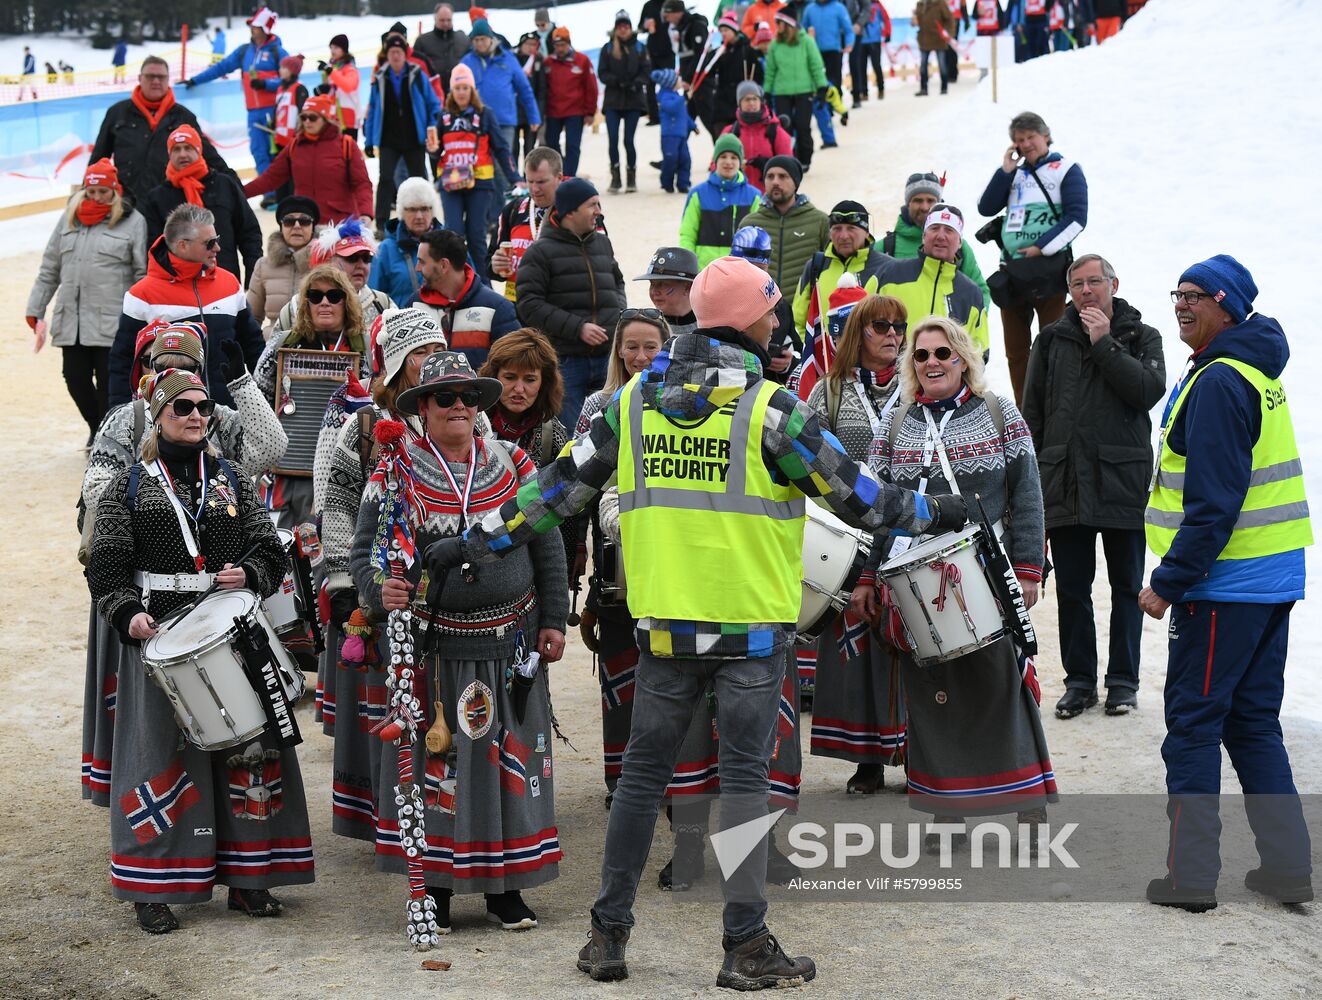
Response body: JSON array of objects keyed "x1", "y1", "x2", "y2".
[{"x1": 458, "y1": 680, "x2": 495, "y2": 740}]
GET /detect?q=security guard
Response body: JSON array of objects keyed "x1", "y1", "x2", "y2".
[
  {"x1": 1140, "y1": 255, "x2": 1313, "y2": 911},
  {"x1": 425, "y1": 256, "x2": 963, "y2": 989}
]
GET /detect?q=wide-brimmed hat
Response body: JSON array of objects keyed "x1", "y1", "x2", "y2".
[
  {"x1": 396, "y1": 351, "x2": 503, "y2": 415},
  {"x1": 634, "y1": 246, "x2": 699, "y2": 282}
]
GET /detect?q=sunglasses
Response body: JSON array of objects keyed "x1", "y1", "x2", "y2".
[
  {"x1": 621, "y1": 307, "x2": 665, "y2": 321},
  {"x1": 194, "y1": 237, "x2": 221, "y2": 250},
  {"x1": 912, "y1": 347, "x2": 954, "y2": 363},
  {"x1": 869, "y1": 319, "x2": 907, "y2": 336},
  {"x1": 430, "y1": 388, "x2": 483, "y2": 408},
  {"x1": 281, "y1": 215, "x2": 314, "y2": 227},
  {"x1": 171, "y1": 398, "x2": 216, "y2": 417},
  {"x1": 342, "y1": 252, "x2": 374, "y2": 264},
  {"x1": 306, "y1": 287, "x2": 347, "y2": 305},
  {"x1": 298, "y1": 114, "x2": 323, "y2": 123}
]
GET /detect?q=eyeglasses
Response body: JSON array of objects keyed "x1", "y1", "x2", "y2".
[
  {"x1": 171, "y1": 398, "x2": 216, "y2": 417},
  {"x1": 281, "y1": 215, "x2": 314, "y2": 227},
  {"x1": 1170, "y1": 290, "x2": 1213, "y2": 305},
  {"x1": 430, "y1": 388, "x2": 483, "y2": 408},
  {"x1": 828, "y1": 212, "x2": 867, "y2": 227},
  {"x1": 306, "y1": 287, "x2": 347, "y2": 305},
  {"x1": 869, "y1": 319, "x2": 907, "y2": 336},
  {"x1": 912, "y1": 346, "x2": 954, "y2": 363},
  {"x1": 342, "y1": 252, "x2": 374, "y2": 264},
  {"x1": 298, "y1": 114, "x2": 322, "y2": 123},
  {"x1": 193, "y1": 237, "x2": 221, "y2": 250},
  {"x1": 621, "y1": 308, "x2": 665, "y2": 321},
  {"x1": 1068, "y1": 276, "x2": 1110, "y2": 290}
]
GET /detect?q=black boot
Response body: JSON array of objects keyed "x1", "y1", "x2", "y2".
[
  {"x1": 717, "y1": 929, "x2": 816, "y2": 991},
  {"x1": 609, "y1": 164, "x2": 622, "y2": 193},
  {"x1": 485, "y1": 889, "x2": 538, "y2": 929},
  {"x1": 846, "y1": 762, "x2": 884, "y2": 794},
  {"x1": 625, "y1": 167, "x2": 637, "y2": 192},
  {"x1": 658, "y1": 836, "x2": 706, "y2": 891},
  {"x1": 1055, "y1": 688, "x2": 1098, "y2": 719},
  {"x1": 1104, "y1": 689, "x2": 1138, "y2": 715},
  {"x1": 135, "y1": 901, "x2": 179, "y2": 934},
  {"x1": 1146, "y1": 875, "x2": 1217, "y2": 913},
  {"x1": 578, "y1": 921, "x2": 630, "y2": 981},
  {"x1": 427, "y1": 886, "x2": 452, "y2": 934},
  {"x1": 1245, "y1": 867, "x2": 1314, "y2": 904},
  {"x1": 227, "y1": 887, "x2": 282, "y2": 917}
]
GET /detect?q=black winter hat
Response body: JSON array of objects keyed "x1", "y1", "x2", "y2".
[{"x1": 764, "y1": 154, "x2": 802, "y2": 189}]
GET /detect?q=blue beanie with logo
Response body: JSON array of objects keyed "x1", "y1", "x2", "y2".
[
  {"x1": 730, "y1": 225, "x2": 772, "y2": 265},
  {"x1": 1178, "y1": 254, "x2": 1257, "y2": 324}
]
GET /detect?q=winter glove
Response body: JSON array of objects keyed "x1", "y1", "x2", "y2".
[
  {"x1": 927, "y1": 494, "x2": 967, "y2": 534},
  {"x1": 219, "y1": 338, "x2": 245, "y2": 383},
  {"x1": 317, "y1": 60, "x2": 330, "y2": 73},
  {"x1": 364, "y1": 145, "x2": 376, "y2": 158},
  {"x1": 424, "y1": 535, "x2": 468, "y2": 578},
  {"x1": 329, "y1": 588, "x2": 360, "y2": 628},
  {"x1": 747, "y1": 155, "x2": 769, "y2": 173},
  {"x1": 184, "y1": 78, "x2": 198, "y2": 89},
  {"x1": 815, "y1": 85, "x2": 829, "y2": 101}
]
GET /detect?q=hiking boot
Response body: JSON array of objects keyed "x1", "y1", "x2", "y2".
[
  {"x1": 846, "y1": 762, "x2": 883, "y2": 794},
  {"x1": 609, "y1": 165, "x2": 622, "y2": 193},
  {"x1": 486, "y1": 890, "x2": 538, "y2": 929},
  {"x1": 228, "y1": 887, "x2": 282, "y2": 917},
  {"x1": 717, "y1": 930, "x2": 816, "y2": 991},
  {"x1": 577, "y1": 922, "x2": 630, "y2": 981},
  {"x1": 1055, "y1": 688, "x2": 1098, "y2": 719},
  {"x1": 1146, "y1": 875, "x2": 1217, "y2": 913},
  {"x1": 1105, "y1": 689, "x2": 1138, "y2": 715},
  {"x1": 135, "y1": 901, "x2": 179, "y2": 934},
  {"x1": 1245, "y1": 867, "x2": 1314, "y2": 904},
  {"x1": 626, "y1": 167, "x2": 637, "y2": 192}
]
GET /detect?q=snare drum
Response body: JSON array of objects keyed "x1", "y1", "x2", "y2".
[
  {"x1": 879, "y1": 524, "x2": 1005, "y2": 667},
  {"x1": 798, "y1": 502, "x2": 872, "y2": 641},
  {"x1": 263, "y1": 528, "x2": 301, "y2": 637},
  {"x1": 144, "y1": 589, "x2": 306, "y2": 750}
]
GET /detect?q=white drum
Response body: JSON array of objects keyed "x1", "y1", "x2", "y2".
[
  {"x1": 798, "y1": 502, "x2": 872, "y2": 641},
  {"x1": 879, "y1": 524, "x2": 1006, "y2": 667},
  {"x1": 144, "y1": 589, "x2": 305, "y2": 750},
  {"x1": 264, "y1": 528, "x2": 301, "y2": 637}
]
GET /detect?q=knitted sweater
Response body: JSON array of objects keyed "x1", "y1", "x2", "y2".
[
  {"x1": 81, "y1": 372, "x2": 288, "y2": 511},
  {"x1": 348, "y1": 436, "x2": 568, "y2": 661},
  {"x1": 806, "y1": 372, "x2": 900, "y2": 463},
  {"x1": 868, "y1": 390, "x2": 1045, "y2": 581}
]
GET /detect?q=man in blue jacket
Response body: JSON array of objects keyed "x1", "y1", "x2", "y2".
[
  {"x1": 801, "y1": 0, "x2": 853, "y2": 148},
  {"x1": 365, "y1": 37, "x2": 443, "y2": 231},
  {"x1": 1141, "y1": 255, "x2": 1313, "y2": 913},
  {"x1": 186, "y1": 7, "x2": 286, "y2": 186},
  {"x1": 462, "y1": 20, "x2": 542, "y2": 224}
]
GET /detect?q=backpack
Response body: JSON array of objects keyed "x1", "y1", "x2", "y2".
[
  {"x1": 730, "y1": 116, "x2": 784, "y2": 148},
  {"x1": 881, "y1": 231, "x2": 897, "y2": 256}
]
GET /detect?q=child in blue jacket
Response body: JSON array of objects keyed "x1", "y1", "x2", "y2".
[{"x1": 652, "y1": 69, "x2": 698, "y2": 194}]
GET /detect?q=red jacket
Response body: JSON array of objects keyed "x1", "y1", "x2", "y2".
[
  {"x1": 719, "y1": 109, "x2": 794, "y2": 191},
  {"x1": 244, "y1": 123, "x2": 374, "y2": 222},
  {"x1": 544, "y1": 49, "x2": 598, "y2": 119}
]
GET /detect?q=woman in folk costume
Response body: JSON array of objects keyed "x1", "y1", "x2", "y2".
[
  {"x1": 79, "y1": 323, "x2": 287, "y2": 808},
  {"x1": 26, "y1": 158, "x2": 147, "y2": 444},
  {"x1": 314, "y1": 309, "x2": 449, "y2": 840},
  {"x1": 805, "y1": 293, "x2": 910, "y2": 794},
  {"x1": 88, "y1": 369, "x2": 312, "y2": 934},
  {"x1": 350, "y1": 352, "x2": 568, "y2": 932},
  {"x1": 573, "y1": 310, "x2": 669, "y2": 804},
  {"x1": 865, "y1": 315, "x2": 1055, "y2": 854},
  {"x1": 255, "y1": 264, "x2": 374, "y2": 528}
]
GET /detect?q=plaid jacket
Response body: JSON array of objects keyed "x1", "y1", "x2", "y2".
[{"x1": 463, "y1": 329, "x2": 937, "y2": 658}]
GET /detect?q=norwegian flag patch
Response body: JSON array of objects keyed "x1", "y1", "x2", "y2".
[
  {"x1": 488, "y1": 725, "x2": 530, "y2": 796},
  {"x1": 120, "y1": 760, "x2": 201, "y2": 844}
]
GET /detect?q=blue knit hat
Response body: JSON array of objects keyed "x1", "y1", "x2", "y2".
[
  {"x1": 730, "y1": 225, "x2": 772, "y2": 265},
  {"x1": 470, "y1": 18, "x2": 494, "y2": 39},
  {"x1": 1178, "y1": 254, "x2": 1257, "y2": 324},
  {"x1": 554, "y1": 177, "x2": 598, "y2": 216},
  {"x1": 651, "y1": 68, "x2": 678, "y2": 90}
]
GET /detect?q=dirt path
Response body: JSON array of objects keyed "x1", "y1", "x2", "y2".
[{"x1": 1, "y1": 74, "x2": 1318, "y2": 1000}]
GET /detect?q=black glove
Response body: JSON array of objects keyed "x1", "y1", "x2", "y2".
[
  {"x1": 219, "y1": 338, "x2": 245, "y2": 383},
  {"x1": 815, "y1": 85, "x2": 829, "y2": 101},
  {"x1": 313, "y1": 83, "x2": 331, "y2": 96},
  {"x1": 184, "y1": 78, "x2": 197, "y2": 89},
  {"x1": 747, "y1": 155, "x2": 769, "y2": 172},
  {"x1": 927, "y1": 494, "x2": 967, "y2": 534},
  {"x1": 364, "y1": 145, "x2": 376, "y2": 159},
  {"x1": 424, "y1": 535, "x2": 468, "y2": 579},
  {"x1": 329, "y1": 588, "x2": 360, "y2": 627},
  {"x1": 317, "y1": 60, "x2": 330, "y2": 73}
]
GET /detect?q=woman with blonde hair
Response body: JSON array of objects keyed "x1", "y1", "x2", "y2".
[
  {"x1": 805, "y1": 293, "x2": 909, "y2": 795},
  {"x1": 863, "y1": 314, "x2": 1054, "y2": 854},
  {"x1": 26, "y1": 159, "x2": 147, "y2": 443}
]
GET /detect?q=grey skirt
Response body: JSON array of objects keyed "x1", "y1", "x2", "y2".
[{"x1": 809, "y1": 623, "x2": 907, "y2": 766}]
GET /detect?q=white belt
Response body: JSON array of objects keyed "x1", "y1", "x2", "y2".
[{"x1": 134, "y1": 571, "x2": 216, "y2": 595}]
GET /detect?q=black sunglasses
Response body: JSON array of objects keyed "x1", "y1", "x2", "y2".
[
  {"x1": 281, "y1": 214, "x2": 314, "y2": 226},
  {"x1": 195, "y1": 236, "x2": 221, "y2": 250},
  {"x1": 621, "y1": 307, "x2": 665, "y2": 322},
  {"x1": 171, "y1": 398, "x2": 216, "y2": 417},
  {"x1": 306, "y1": 287, "x2": 347, "y2": 305},
  {"x1": 298, "y1": 114, "x2": 322, "y2": 123},
  {"x1": 429, "y1": 388, "x2": 483, "y2": 408},
  {"x1": 912, "y1": 346, "x2": 954, "y2": 363},
  {"x1": 342, "y1": 252, "x2": 374, "y2": 264},
  {"x1": 869, "y1": 319, "x2": 907, "y2": 336}
]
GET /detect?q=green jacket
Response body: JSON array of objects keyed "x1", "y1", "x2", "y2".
[
  {"x1": 866, "y1": 252, "x2": 990, "y2": 354},
  {"x1": 743, "y1": 195, "x2": 831, "y2": 293},
  {"x1": 764, "y1": 33, "x2": 827, "y2": 96},
  {"x1": 791, "y1": 240, "x2": 880, "y2": 338},
  {"x1": 881, "y1": 208, "x2": 991, "y2": 314},
  {"x1": 678, "y1": 171, "x2": 763, "y2": 271}
]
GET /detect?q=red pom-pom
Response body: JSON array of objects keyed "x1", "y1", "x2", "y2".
[{"x1": 375, "y1": 419, "x2": 406, "y2": 447}]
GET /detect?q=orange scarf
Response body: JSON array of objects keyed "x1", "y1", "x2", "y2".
[
  {"x1": 76, "y1": 200, "x2": 112, "y2": 226},
  {"x1": 130, "y1": 85, "x2": 177, "y2": 131},
  {"x1": 166, "y1": 157, "x2": 210, "y2": 206}
]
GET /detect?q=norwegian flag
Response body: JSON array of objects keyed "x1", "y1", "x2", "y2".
[
  {"x1": 777, "y1": 674, "x2": 796, "y2": 738},
  {"x1": 424, "y1": 756, "x2": 457, "y2": 814},
  {"x1": 790, "y1": 321, "x2": 837, "y2": 402},
  {"x1": 227, "y1": 754, "x2": 284, "y2": 821},
  {"x1": 120, "y1": 760, "x2": 201, "y2": 844},
  {"x1": 600, "y1": 652, "x2": 637, "y2": 710},
  {"x1": 835, "y1": 610, "x2": 871, "y2": 661},
  {"x1": 103, "y1": 672, "x2": 117, "y2": 722},
  {"x1": 357, "y1": 682, "x2": 389, "y2": 733},
  {"x1": 488, "y1": 725, "x2": 530, "y2": 796}
]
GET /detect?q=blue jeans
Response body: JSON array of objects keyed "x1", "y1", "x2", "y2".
[
  {"x1": 558, "y1": 354, "x2": 608, "y2": 430},
  {"x1": 592, "y1": 648, "x2": 784, "y2": 939},
  {"x1": 440, "y1": 182, "x2": 494, "y2": 283},
  {"x1": 919, "y1": 47, "x2": 950, "y2": 91},
  {"x1": 659, "y1": 135, "x2": 691, "y2": 192},
  {"x1": 1162, "y1": 600, "x2": 1311, "y2": 887},
  {"x1": 545, "y1": 115, "x2": 586, "y2": 176},
  {"x1": 490, "y1": 123, "x2": 518, "y2": 225},
  {"x1": 604, "y1": 109, "x2": 641, "y2": 169},
  {"x1": 1049, "y1": 526, "x2": 1144, "y2": 694}
]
